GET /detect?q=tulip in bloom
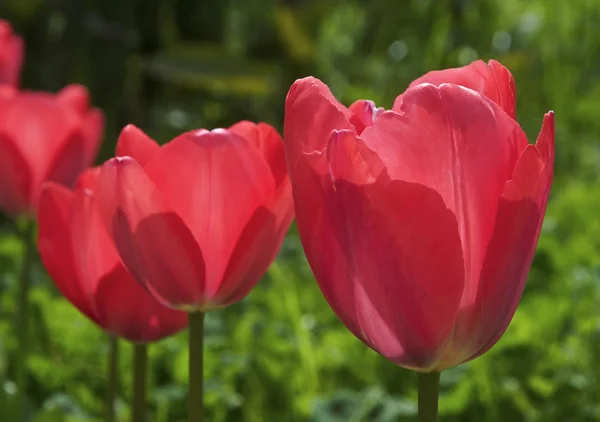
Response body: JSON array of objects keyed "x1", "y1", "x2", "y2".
[
  {"x1": 0, "y1": 20, "x2": 23, "y2": 87},
  {"x1": 37, "y1": 169, "x2": 188, "y2": 342},
  {"x1": 94, "y1": 122, "x2": 294, "y2": 311},
  {"x1": 284, "y1": 60, "x2": 554, "y2": 371},
  {"x1": 0, "y1": 85, "x2": 103, "y2": 216}
]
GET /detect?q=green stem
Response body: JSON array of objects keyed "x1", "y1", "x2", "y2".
[
  {"x1": 417, "y1": 372, "x2": 440, "y2": 422},
  {"x1": 188, "y1": 311, "x2": 205, "y2": 422},
  {"x1": 132, "y1": 343, "x2": 148, "y2": 422},
  {"x1": 16, "y1": 219, "x2": 34, "y2": 418},
  {"x1": 107, "y1": 335, "x2": 119, "y2": 422}
]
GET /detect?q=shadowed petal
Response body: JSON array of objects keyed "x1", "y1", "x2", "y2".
[
  {"x1": 363, "y1": 84, "x2": 528, "y2": 324},
  {"x1": 94, "y1": 263, "x2": 188, "y2": 343},
  {"x1": 143, "y1": 129, "x2": 274, "y2": 297},
  {"x1": 0, "y1": 134, "x2": 31, "y2": 214},
  {"x1": 327, "y1": 130, "x2": 465, "y2": 369},
  {"x1": 95, "y1": 157, "x2": 206, "y2": 309}
]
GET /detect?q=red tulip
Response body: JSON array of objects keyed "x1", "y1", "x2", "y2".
[
  {"x1": 284, "y1": 60, "x2": 554, "y2": 371},
  {"x1": 0, "y1": 85, "x2": 103, "y2": 216},
  {"x1": 94, "y1": 122, "x2": 294, "y2": 311},
  {"x1": 0, "y1": 20, "x2": 23, "y2": 87},
  {"x1": 37, "y1": 169, "x2": 188, "y2": 343}
]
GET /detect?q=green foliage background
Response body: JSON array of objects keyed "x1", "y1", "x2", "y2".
[{"x1": 1, "y1": 0, "x2": 600, "y2": 420}]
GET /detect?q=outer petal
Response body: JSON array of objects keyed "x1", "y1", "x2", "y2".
[
  {"x1": 215, "y1": 182, "x2": 294, "y2": 306},
  {"x1": 362, "y1": 84, "x2": 528, "y2": 322},
  {"x1": 0, "y1": 134, "x2": 31, "y2": 214},
  {"x1": 94, "y1": 264, "x2": 189, "y2": 343},
  {"x1": 0, "y1": 92, "x2": 82, "y2": 198},
  {"x1": 143, "y1": 129, "x2": 275, "y2": 297},
  {"x1": 283, "y1": 77, "x2": 354, "y2": 176},
  {"x1": 95, "y1": 157, "x2": 206, "y2": 309},
  {"x1": 451, "y1": 112, "x2": 555, "y2": 366},
  {"x1": 116, "y1": 124, "x2": 160, "y2": 166},
  {"x1": 395, "y1": 60, "x2": 517, "y2": 119},
  {"x1": 56, "y1": 85, "x2": 104, "y2": 166},
  {"x1": 43, "y1": 132, "x2": 88, "y2": 191},
  {"x1": 228, "y1": 121, "x2": 287, "y2": 187},
  {"x1": 326, "y1": 131, "x2": 465, "y2": 370},
  {"x1": 290, "y1": 151, "x2": 363, "y2": 338},
  {"x1": 69, "y1": 187, "x2": 121, "y2": 299},
  {"x1": 216, "y1": 122, "x2": 295, "y2": 306},
  {"x1": 71, "y1": 171, "x2": 187, "y2": 342},
  {"x1": 0, "y1": 20, "x2": 23, "y2": 86},
  {"x1": 37, "y1": 183, "x2": 100, "y2": 324}
]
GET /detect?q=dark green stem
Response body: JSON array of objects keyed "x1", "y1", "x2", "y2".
[
  {"x1": 417, "y1": 372, "x2": 440, "y2": 422},
  {"x1": 107, "y1": 335, "x2": 119, "y2": 422},
  {"x1": 188, "y1": 311, "x2": 205, "y2": 422},
  {"x1": 16, "y1": 219, "x2": 35, "y2": 418},
  {"x1": 132, "y1": 343, "x2": 148, "y2": 422}
]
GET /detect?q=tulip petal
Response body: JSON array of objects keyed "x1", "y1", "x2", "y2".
[
  {"x1": 363, "y1": 83, "x2": 528, "y2": 320},
  {"x1": 94, "y1": 263, "x2": 188, "y2": 343},
  {"x1": 395, "y1": 60, "x2": 517, "y2": 119},
  {"x1": 284, "y1": 77, "x2": 354, "y2": 176},
  {"x1": 348, "y1": 100, "x2": 384, "y2": 134},
  {"x1": 44, "y1": 131, "x2": 88, "y2": 190},
  {"x1": 116, "y1": 124, "x2": 160, "y2": 166},
  {"x1": 82, "y1": 109, "x2": 104, "y2": 165},
  {"x1": 454, "y1": 112, "x2": 555, "y2": 365},
  {"x1": 56, "y1": 84, "x2": 103, "y2": 168},
  {"x1": 327, "y1": 130, "x2": 465, "y2": 369},
  {"x1": 0, "y1": 93, "x2": 82, "y2": 195},
  {"x1": 229, "y1": 121, "x2": 288, "y2": 187},
  {"x1": 37, "y1": 183, "x2": 100, "y2": 324},
  {"x1": 96, "y1": 157, "x2": 206, "y2": 309},
  {"x1": 290, "y1": 151, "x2": 364, "y2": 338},
  {"x1": 0, "y1": 20, "x2": 23, "y2": 86},
  {"x1": 75, "y1": 167, "x2": 101, "y2": 191},
  {"x1": 69, "y1": 187, "x2": 121, "y2": 298},
  {"x1": 143, "y1": 129, "x2": 275, "y2": 297},
  {"x1": 0, "y1": 134, "x2": 31, "y2": 214}
]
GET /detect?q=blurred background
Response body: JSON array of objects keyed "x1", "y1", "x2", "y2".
[{"x1": 1, "y1": 0, "x2": 600, "y2": 420}]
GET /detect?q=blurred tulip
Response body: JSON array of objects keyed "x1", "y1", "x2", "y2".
[
  {"x1": 0, "y1": 20, "x2": 23, "y2": 87},
  {"x1": 0, "y1": 85, "x2": 103, "y2": 215},
  {"x1": 284, "y1": 60, "x2": 554, "y2": 372},
  {"x1": 94, "y1": 122, "x2": 294, "y2": 311},
  {"x1": 37, "y1": 169, "x2": 188, "y2": 343}
]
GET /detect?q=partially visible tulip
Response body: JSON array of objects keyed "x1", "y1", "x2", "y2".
[
  {"x1": 284, "y1": 60, "x2": 554, "y2": 372},
  {"x1": 37, "y1": 169, "x2": 188, "y2": 343},
  {"x1": 0, "y1": 85, "x2": 103, "y2": 216},
  {"x1": 95, "y1": 122, "x2": 294, "y2": 311},
  {"x1": 0, "y1": 20, "x2": 23, "y2": 87}
]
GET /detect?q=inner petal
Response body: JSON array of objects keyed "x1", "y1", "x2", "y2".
[{"x1": 348, "y1": 100, "x2": 385, "y2": 134}]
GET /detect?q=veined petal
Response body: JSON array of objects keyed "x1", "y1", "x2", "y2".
[
  {"x1": 362, "y1": 83, "x2": 528, "y2": 322},
  {"x1": 327, "y1": 130, "x2": 465, "y2": 369},
  {"x1": 143, "y1": 129, "x2": 274, "y2": 297},
  {"x1": 229, "y1": 121, "x2": 288, "y2": 188},
  {"x1": 451, "y1": 112, "x2": 555, "y2": 366},
  {"x1": 95, "y1": 157, "x2": 206, "y2": 309},
  {"x1": 395, "y1": 60, "x2": 517, "y2": 119}
]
